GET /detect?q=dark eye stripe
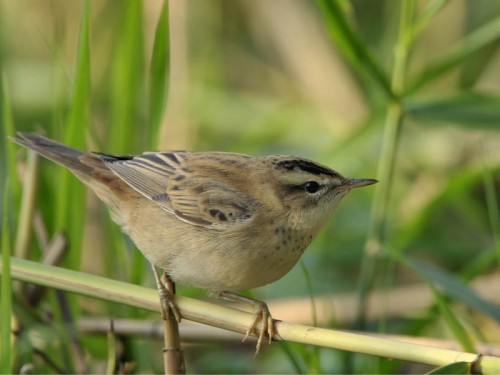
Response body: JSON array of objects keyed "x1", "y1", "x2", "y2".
[{"x1": 286, "y1": 183, "x2": 322, "y2": 192}]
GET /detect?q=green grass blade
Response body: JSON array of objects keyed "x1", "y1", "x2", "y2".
[
  {"x1": 408, "y1": 14, "x2": 500, "y2": 93},
  {"x1": 149, "y1": 0, "x2": 170, "y2": 147},
  {"x1": 103, "y1": 0, "x2": 147, "y2": 291},
  {"x1": 315, "y1": 0, "x2": 394, "y2": 100},
  {"x1": 55, "y1": 0, "x2": 91, "y2": 269},
  {"x1": 391, "y1": 167, "x2": 492, "y2": 252},
  {"x1": 280, "y1": 343, "x2": 307, "y2": 375},
  {"x1": 459, "y1": 1, "x2": 500, "y2": 88},
  {"x1": 427, "y1": 361, "x2": 471, "y2": 374},
  {"x1": 0, "y1": 180, "x2": 13, "y2": 373},
  {"x1": 1, "y1": 74, "x2": 18, "y2": 374},
  {"x1": 405, "y1": 92, "x2": 500, "y2": 129},
  {"x1": 1, "y1": 74, "x2": 20, "y2": 214},
  {"x1": 460, "y1": 246, "x2": 499, "y2": 281},
  {"x1": 299, "y1": 260, "x2": 322, "y2": 373},
  {"x1": 65, "y1": 0, "x2": 91, "y2": 145},
  {"x1": 48, "y1": 8, "x2": 92, "y2": 370},
  {"x1": 404, "y1": 257, "x2": 500, "y2": 322},
  {"x1": 429, "y1": 284, "x2": 476, "y2": 353},
  {"x1": 481, "y1": 156, "x2": 500, "y2": 264},
  {"x1": 109, "y1": 0, "x2": 145, "y2": 152},
  {"x1": 409, "y1": 0, "x2": 450, "y2": 43}
]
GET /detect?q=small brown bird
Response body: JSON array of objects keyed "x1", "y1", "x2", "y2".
[{"x1": 12, "y1": 132, "x2": 377, "y2": 352}]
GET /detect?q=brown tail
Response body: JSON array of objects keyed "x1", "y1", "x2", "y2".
[{"x1": 10, "y1": 132, "x2": 94, "y2": 176}]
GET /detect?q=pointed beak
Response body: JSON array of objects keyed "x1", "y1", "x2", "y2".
[{"x1": 338, "y1": 178, "x2": 378, "y2": 191}]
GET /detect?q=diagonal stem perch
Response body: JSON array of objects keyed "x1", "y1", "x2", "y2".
[{"x1": 2, "y1": 257, "x2": 500, "y2": 373}]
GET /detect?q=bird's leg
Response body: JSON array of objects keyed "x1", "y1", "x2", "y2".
[
  {"x1": 215, "y1": 291, "x2": 276, "y2": 354},
  {"x1": 151, "y1": 264, "x2": 181, "y2": 322}
]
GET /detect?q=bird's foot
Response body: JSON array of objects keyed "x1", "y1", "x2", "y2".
[
  {"x1": 216, "y1": 291, "x2": 276, "y2": 355},
  {"x1": 151, "y1": 265, "x2": 181, "y2": 322}
]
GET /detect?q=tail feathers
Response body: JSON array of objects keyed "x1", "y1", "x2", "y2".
[{"x1": 11, "y1": 132, "x2": 93, "y2": 176}]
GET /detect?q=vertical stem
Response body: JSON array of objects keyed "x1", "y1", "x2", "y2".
[
  {"x1": 355, "y1": 1, "x2": 415, "y2": 329},
  {"x1": 56, "y1": 290, "x2": 87, "y2": 374},
  {"x1": 1, "y1": 180, "x2": 13, "y2": 374},
  {"x1": 481, "y1": 145, "x2": 500, "y2": 267},
  {"x1": 106, "y1": 320, "x2": 117, "y2": 375},
  {"x1": 15, "y1": 151, "x2": 39, "y2": 260},
  {"x1": 163, "y1": 276, "x2": 185, "y2": 374},
  {"x1": 151, "y1": 265, "x2": 185, "y2": 374}
]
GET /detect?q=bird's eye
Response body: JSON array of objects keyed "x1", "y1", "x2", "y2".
[{"x1": 304, "y1": 181, "x2": 320, "y2": 194}]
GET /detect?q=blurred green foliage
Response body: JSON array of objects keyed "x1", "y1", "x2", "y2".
[{"x1": 1, "y1": 0, "x2": 500, "y2": 373}]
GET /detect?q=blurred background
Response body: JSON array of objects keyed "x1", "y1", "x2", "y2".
[{"x1": 1, "y1": 0, "x2": 500, "y2": 373}]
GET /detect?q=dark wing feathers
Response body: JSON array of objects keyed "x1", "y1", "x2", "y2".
[
  {"x1": 101, "y1": 151, "x2": 257, "y2": 227},
  {"x1": 103, "y1": 152, "x2": 182, "y2": 213},
  {"x1": 167, "y1": 179, "x2": 256, "y2": 226}
]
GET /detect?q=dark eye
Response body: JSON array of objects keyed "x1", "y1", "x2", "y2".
[{"x1": 304, "y1": 181, "x2": 320, "y2": 194}]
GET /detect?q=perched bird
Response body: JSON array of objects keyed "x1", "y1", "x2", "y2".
[{"x1": 12, "y1": 132, "x2": 377, "y2": 352}]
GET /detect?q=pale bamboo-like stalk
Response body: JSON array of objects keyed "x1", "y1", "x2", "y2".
[
  {"x1": 2, "y1": 257, "x2": 500, "y2": 373},
  {"x1": 14, "y1": 150, "x2": 39, "y2": 260}
]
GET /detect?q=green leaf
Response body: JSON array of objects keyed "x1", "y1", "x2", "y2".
[
  {"x1": 405, "y1": 92, "x2": 500, "y2": 129},
  {"x1": 408, "y1": 0, "x2": 450, "y2": 43},
  {"x1": 149, "y1": 0, "x2": 170, "y2": 147},
  {"x1": 299, "y1": 260, "x2": 322, "y2": 373},
  {"x1": 429, "y1": 284, "x2": 476, "y2": 353},
  {"x1": 408, "y1": 14, "x2": 500, "y2": 93},
  {"x1": 315, "y1": 0, "x2": 394, "y2": 100},
  {"x1": 404, "y1": 257, "x2": 500, "y2": 322},
  {"x1": 56, "y1": 0, "x2": 91, "y2": 268},
  {"x1": 459, "y1": 1, "x2": 500, "y2": 88},
  {"x1": 482, "y1": 161, "x2": 500, "y2": 251},
  {"x1": 391, "y1": 165, "x2": 500, "y2": 256},
  {"x1": 427, "y1": 361, "x2": 470, "y2": 374},
  {"x1": 109, "y1": 0, "x2": 145, "y2": 153},
  {"x1": 1, "y1": 74, "x2": 20, "y2": 212},
  {"x1": 65, "y1": 0, "x2": 91, "y2": 145}
]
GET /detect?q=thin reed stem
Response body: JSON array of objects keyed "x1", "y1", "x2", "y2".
[{"x1": 356, "y1": 1, "x2": 415, "y2": 329}]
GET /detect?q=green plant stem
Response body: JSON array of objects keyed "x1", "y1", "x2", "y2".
[
  {"x1": 106, "y1": 321, "x2": 116, "y2": 375},
  {"x1": 299, "y1": 260, "x2": 321, "y2": 373},
  {"x1": 14, "y1": 151, "x2": 39, "y2": 260},
  {"x1": 356, "y1": 1, "x2": 414, "y2": 329},
  {"x1": 481, "y1": 155, "x2": 500, "y2": 267},
  {"x1": 408, "y1": 12, "x2": 500, "y2": 94},
  {"x1": 1, "y1": 181, "x2": 13, "y2": 374}
]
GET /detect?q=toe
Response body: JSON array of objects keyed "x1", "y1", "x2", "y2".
[{"x1": 267, "y1": 315, "x2": 274, "y2": 344}]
